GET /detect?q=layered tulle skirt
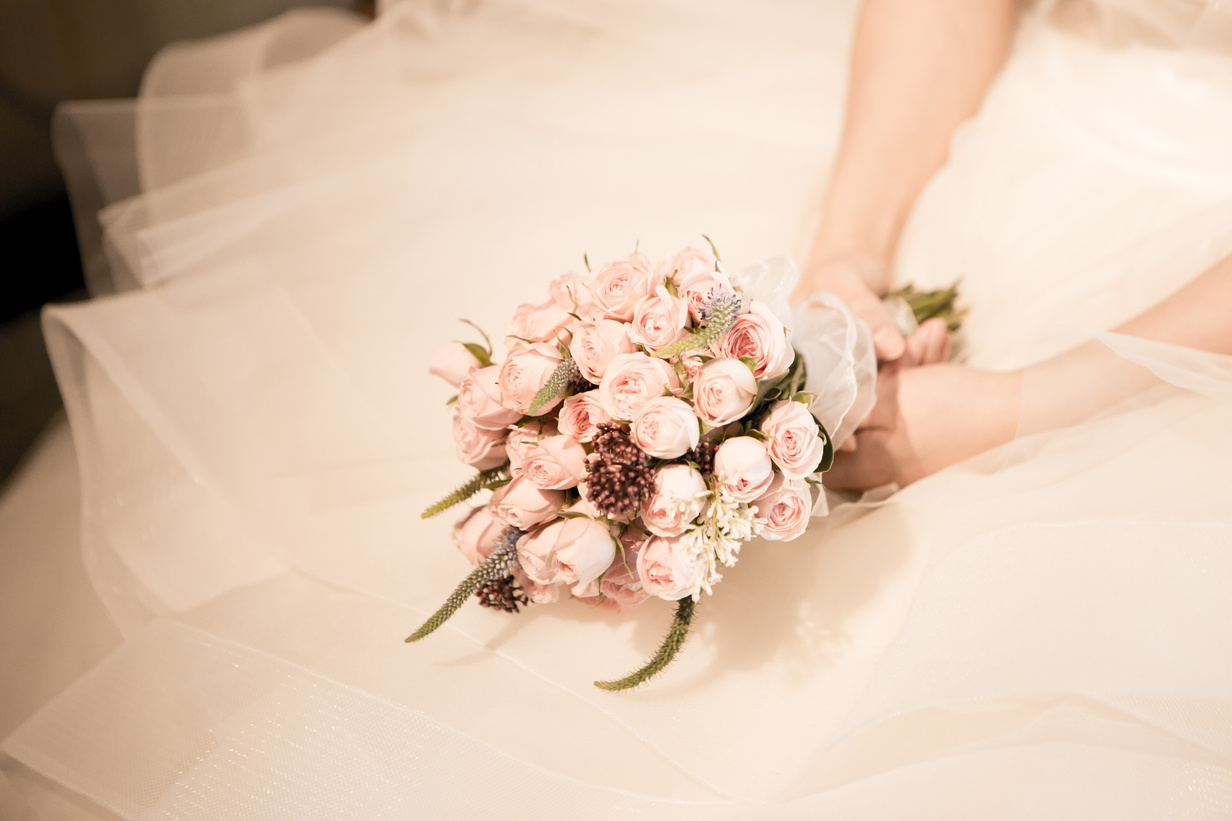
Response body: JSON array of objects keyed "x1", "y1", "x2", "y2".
[{"x1": 4, "y1": 0, "x2": 1232, "y2": 817}]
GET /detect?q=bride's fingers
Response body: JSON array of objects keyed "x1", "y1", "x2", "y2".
[{"x1": 901, "y1": 319, "x2": 951, "y2": 367}]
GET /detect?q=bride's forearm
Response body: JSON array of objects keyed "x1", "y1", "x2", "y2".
[
  {"x1": 1020, "y1": 253, "x2": 1232, "y2": 433},
  {"x1": 1114, "y1": 254, "x2": 1232, "y2": 355},
  {"x1": 809, "y1": 0, "x2": 1019, "y2": 289}
]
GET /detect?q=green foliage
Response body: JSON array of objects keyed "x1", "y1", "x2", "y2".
[
  {"x1": 421, "y1": 466, "x2": 507, "y2": 519},
  {"x1": 894, "y1": 281, "x2": 967, "y2": 333},
  {"x1": 651, "y1": 295, "x2": 739, "y2": 360},
  {"x1": 594, "y1": 597, "x2": 696, "y2": 690},
  {"x1": 527, "y1": 357, "x2": 581, "y2": 416},
  {"x1": 405, "y1": 546, "x2": 518, "y2": 643}
]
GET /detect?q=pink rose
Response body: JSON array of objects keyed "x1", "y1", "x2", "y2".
[
  {"x1": 557, "y1": 391, "x2": 612, "y2": 443},
  {"x1": 713, "y1": 436, "x2": 774, "y2": 502},
  {"x1": 516, "y1": 522, "x2": 562, "y2": 585},
  {"x1": 630, "y1": 396, "x2": 700, "y2": 459},
  {"x1": 499, "y1": 342, "x2": 564, "y2": 416},
  {"x1": 522, "y1": 434, "x2": 588, "y2": 490},
  {"x1": 429, "y1": 342, "x2": 482, "y2": 388},
  {"x1": 643, "y1": 464, "x2": 707, "y2": 537},
  {"x1": 656, "y1": 245, "x2": 717, "y2": 284},
  {"x1": 760, "y1": 400, "x2": 827, "y2": 479},
  {"x1": 547, "y1": 272, "x2": 592, "y2": 311},
  {"x1": 637, "y1": 535, "x2": 698, "y2": 601},
  {"x1": 629, "y1": 286, "x2": 688, "y2": 351},
  {"x1": 506, "y1": 301, "x2": 574, "y2": 345},
  {"x1": 693, "y1": 358, "x2": 757, "y2": 426},
  {"x1": 678, "y1": 273, "x2": 737, "y2": 324},
  {"x1": 452, "y1": 506, "x2": 505, "y2": 565},
  {"x1": 590, "y1": 254, "x2": 658, "y2": 321},
  {"x1": 717, "y1": 301, "x2": 794, "y2": 379},
  {"x1": 598, "y1": 352, "x2": 680, "y2": 421},
  {"x1": 569, "y1": 319, "x2": 636, "y2": 383},
  {"x1": 489, "y1": 476, "x2": 564, "y2": 530},
  {"x1": 452, "y1": 414, "x2": 507, "y2": 470},
  {"x1": 598, "y1": 547, "x2": 650, "y2": 612},
  {"x1": 751, "y1": 473, "x2": 813, "y2": 542},
  {"x1": 506, "y1": 568, "x2": 562, "y2": 605},
  {"x1": 457, "y1": 365, "x2": 521, "y2": 430},
  {"x1": 505, "y1": 420, "x2": 556, "y2": 474},
  {"x1": 515, "y1": 516, "x2": 615, "y2": 590}
]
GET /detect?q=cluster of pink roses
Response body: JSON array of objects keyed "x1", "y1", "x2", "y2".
[{"x1": 429, "y1": 245, "x2": 830, "y2": 611}]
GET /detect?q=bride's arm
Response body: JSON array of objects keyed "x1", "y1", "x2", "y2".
[
  {"x1": 794, "y1": 0, "x2": 1019, "y2": 360},
  {"x1": 826, "y1": 253, "x2": 1232, "y2": 489}
]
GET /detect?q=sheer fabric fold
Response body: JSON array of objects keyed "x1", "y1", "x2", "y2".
[{"x1": 7, "y1": 0, "x2": 1232, "y2": 816}]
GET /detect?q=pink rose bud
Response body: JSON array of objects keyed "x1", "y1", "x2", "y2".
[
  {"x1": 505, "y1": 420, "x2": 556, "y2": 474},
  {"x1": 513, "y1": 565, "x2": 562, "y2": 604},
  {"x1": 590, "y1": 253, "x2": 659, "y2": 321},
  {"x1": 452, "y1": 506, "x2": 505, "y2": 565},
  {"x1": 751, "y1": 473, "x2": 813, "y2": 542},
  {"x1": 637, "y1": 535, "x2": 699, "y2": 601},
  {"x1": 515, "y1": 516, "x2": 615, "y2": 590},
  {"x1": 598, "y1": 351, "x2": 680, "y2": 421},
  {"x1": 555, "y1": 517, "x2": 618, "y2": 590},
  {"x1": 499, "y1": 342, "x2": 564, "y2": 416},
  {"x1": 516, "y1": 521, "x2": 564, "y2": 585},
  {"x1": 759, "y1": 400, "x2": 827, "y2": 479},
  {"x1": 569, "y1": 319, "x2": 636, "y2": 383},
  {"x1": 490, "y1": 476, "x2": 565, "y2": 530},
  {"x1": 629, "y1": 286, "x2": 688, "y2": 350},
  {"x1": 522, "y1": 434, "x2": 588, "y2": 490},
  {"x1": 643, "y1": 464, "x2": 707, "y2": 537},
  {"x1": 692, "y1": 358, "x2": 757, "y2": 427},
  {"x1": 598, "y1": 547, "x2": 650, "y2": 612},
  {"x1": 656, "y1": 245, "x2": 717, "y2": 285},
  {"x1": 506, "y1": 300, "x2": 574, "y2": 345},
  {"x1": 713, "y1": 436, "x2": 774, "y2": 502},
  {"x1": 630, "y1": 396, "x2": 700, "y2": 459},
  {"x1": 457, "y1": 365, "x2": 521, "y2": 430},
  {"x1": 557, "y1": 391, "x2": 612, "y2": 443},
  {"x1": 452, "y1": 413, "x2": 507, "y2": 470},
  {"x1": 548, "y1": 272, "x2": 592, "y2": 311},
  {"x1": 717, "y1": 300, "x2": 794, "y2": 379},
  {"x1": 678, "y1": 274, "x2": 736, "y2": 324},
  {"x1": 429, "y1": 342, "x2": 482, "y2": 388}
]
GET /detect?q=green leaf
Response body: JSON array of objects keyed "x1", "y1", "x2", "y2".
[
  {"x1": 700, "y1": 234, "x2": 722, "y2": 265},
  {"x1": 458, "y1": 319, "x2": 493, "y2": 357},
  {"x1": 461, "y1": 342, "x2": 493, "y2": 369},
  {"x1": 446, "y1": 394, "x2": 458, "y2": 406},
  {"x1": 815, "y1": 420, "x2": 835, "y2": 473}
]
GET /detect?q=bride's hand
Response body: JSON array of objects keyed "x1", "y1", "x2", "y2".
[
  {"x1": 825, "y1": 363, "x2": 1022, "y2": 490},
  {"x1": 791, "y1": 252, "x2": 910, "y2": 361}
]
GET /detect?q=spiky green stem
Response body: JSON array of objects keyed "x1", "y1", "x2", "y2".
[
  {"x1": 594, "y1": 596, "x2": 696, "y2": 691},
  {"x1": 652, "y1": 291, "x2": 741, "y2": 359},
  {"x1": 421, "y1": 466, "x2": 506, "y2": 519},
  {"x1": 528, "y1": 357, "x2": 580, "y2": 416},
  {"x1": 405, "y1": 529, "x2": 522, "y2": 642}
]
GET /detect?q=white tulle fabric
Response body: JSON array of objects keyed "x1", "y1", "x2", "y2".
[{"x1": 5, "y1": 0, "x2": 1232, "y2": 817}]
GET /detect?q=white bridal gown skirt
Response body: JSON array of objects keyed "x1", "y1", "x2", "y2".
[{"x1": 4, "y1": 0, "x2": 1232, "y2": 817}]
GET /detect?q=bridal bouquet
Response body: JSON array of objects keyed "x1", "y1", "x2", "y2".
[{"x1": 409, "y1": 242, "x2": 892, "y2": 689}]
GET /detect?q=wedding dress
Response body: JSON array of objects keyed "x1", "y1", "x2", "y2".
[{"x1": 4, "y1": 0, "x2": 1232, "y2": 817}]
